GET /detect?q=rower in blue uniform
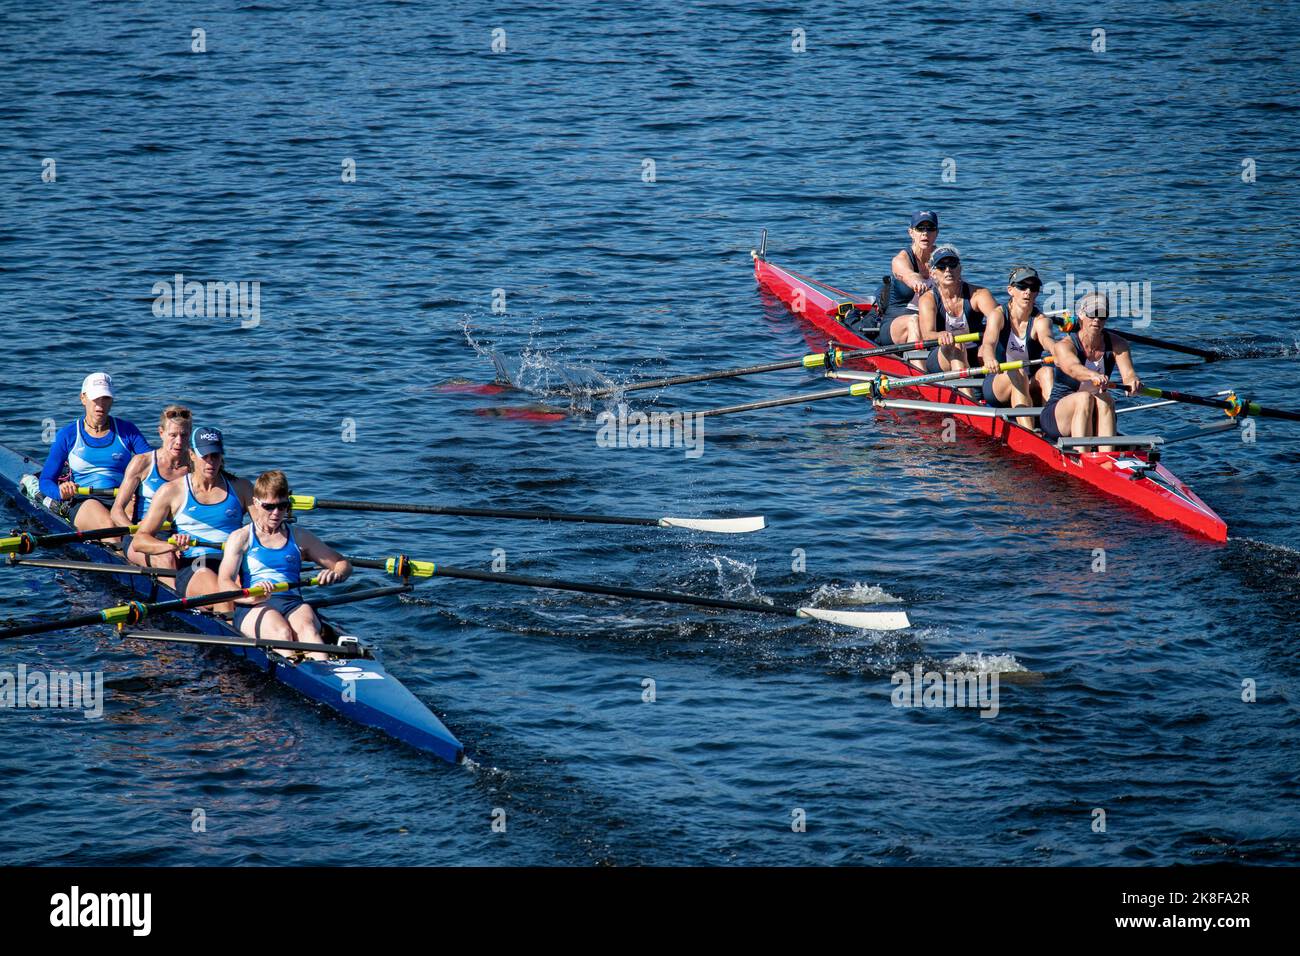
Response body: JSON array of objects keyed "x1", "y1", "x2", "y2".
[
  {"x1": 916, "y1": 245, "x2": 1000, "y2": 378},
  {"x1": 109, "y1": 405, "x2": 193, "y2": 569},
  {"x1": 218, "y1": 470, "x2": 351, "y2": 660},
  {"x1": 875, "y1": 211, "x2": 940, "y2": 346},
  {"x1": 133, "y1": 426, "x2": 253, "y2": 605},
  {"x1": 36, "y1": 372, "x2": 152, "y2": 535},
  {"x1": 1039, "y1": 292, "x2": 1143, "y2": 453},
  {"x1": 976, "y1": 265, "x2": 1057, "y2": 426}
]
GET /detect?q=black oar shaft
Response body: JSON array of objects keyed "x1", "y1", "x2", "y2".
[
  {"x1": 1, "y1": 523, "x2": 171, "y2": 555},
  {"x1": 0, "y1": 580, "x2": 318, "y2": 641},
  {"x1": 307, "y1": 584, "x2": 412, "y2": 609},
  {"x1": 1141, "y1": 386, "x2": 1300, "y2": 422},
  {"x1": 347, "y1": 557, "x2": 798, "y2": 619},
  {"x1": 1120, "y1": 330, "x2": 1222, "y2": 361},
  {"x1": 7, "y1": 556, "x2": 175, "y2": 577},
  {"x1": 590, "y1": 358, "x2": 807, "y2": 397},
  {"x1": 302, "y1": 498, "x2": 662, "y2": 527},
  {"x1": 696, "y1": 387, "x2": 855, "y2": 418}
]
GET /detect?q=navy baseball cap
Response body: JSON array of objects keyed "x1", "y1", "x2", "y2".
[
  {"x1": 191, "y1": 426, "x2": 225, "y2": 456},
  {"x1": 910, "y1": 210, "x2": 939, "y2": 228},
  {"x1": 931, "y1": 244, "x2": 961, "y2": 268}
]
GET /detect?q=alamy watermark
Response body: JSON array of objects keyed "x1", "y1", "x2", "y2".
[
  {"x1": 152, "y1": 273, "x2": 261, "y2": 328},
  {"x1": 595, "y1": 403, "x2": 704, "y2": 459},
  {"x1": 1, "y1": 664, "x2": 104, "y2": 718},
  {"x1": 891, "y1": 664, "x2": 999, "y2": 717},
  {"x1": 1040, "y1": 274, "x2": 1151, "y2": 328}
]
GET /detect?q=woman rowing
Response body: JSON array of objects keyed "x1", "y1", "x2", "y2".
[
  {"x1": 133, "y1": 426, "x2": 253, "y2": 606},
  {"x1": 109, "y1": 405, "x2": 192, "y2": 569},
  {"x1": 217, "y1": 470, "x2": 351, "y2": 661},
  {"x1": 874, "y1": 211, "x2": 940, "y2": 345},
  {"x1": 36, "y1": 372, "x2": 152, "y2": 535},
  {"x1": 916, "y1": 244, "x2": 999, "y2": 377},
  {"x1": 1039, "y1": 293, "x2": 1142, "y2": 454},
  {"x1": 977, "y1": 265, "x2": 1057, "y2": 425}
]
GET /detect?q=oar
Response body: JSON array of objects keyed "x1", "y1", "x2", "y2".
[
  {"x1": 0, "y1": 577, "x2": 325, "y2": 640},
  {"x1": 345, "y1": 555, "x2": 910, "y2": 631},
  {"x1": 587, "y1": 333, "x2": 982, "y2": 397},
  {"x1": 1050, "y1": 314, "x2": 1226, "y2": 361},
  {"x1": 289, "y1": 495, "x2": 764, "y2": 534},
  {"x1": 1, "y1": 522, "x2": 173, "y2": 555},
  {"x1": 1137, "y1": 386, "x2": 1300, "y2": 422},
  {"x1": 118, "y1": 628, "x2": 366, "y2": 658},
  {"x1": 696, "y1": 359, "x2": 1051, "y2": 418},
  {"x1": 74, "y1": 485, "x2": 119, "y2": 498}
]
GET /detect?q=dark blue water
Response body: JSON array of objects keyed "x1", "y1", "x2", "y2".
[{"x1": 1, "y1": 0, "x2": 1298, "y2": 865}]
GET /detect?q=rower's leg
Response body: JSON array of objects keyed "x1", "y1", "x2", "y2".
[
  {"x1": 285, "y1": 604, "x2": 329, "y2": 661},
  {"x1": 888, "y1": 314, "x2": 924, "y2": 368},
  {"x1": 1001, "y1": 369, "x2": 1039, "y2": 428},
  {"x1": 238, "y1": 605, "x2": 296, "y2": 655},
  {"x1": 1095, "y1": 393, "x2": 1119, "y2": 453},
  {"x1": 184, "y1": 562, "x2": 232, "y2": 613},
  {"x1": 126, "y1": 538, "x2": 177, "y2": 570},
  {"x1": 74, "y1": 498, "x2": 119, "y2": 542},
  {"x1": 1065, "y1": 393, "x2": 1096, "y2": 439},
  {"x1": 1033, "y1": 367, "x2": 1054, "y2": 406}
]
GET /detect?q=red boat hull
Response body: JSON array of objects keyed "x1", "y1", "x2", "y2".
[{"x1": 753, "y1": 253, "x2": 1228, "y2": 542}]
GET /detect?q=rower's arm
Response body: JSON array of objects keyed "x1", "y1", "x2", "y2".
[
  {"x1": 1033, "y1": 315, "x2": 1059, "y2": 353},
  {"x1": 109, "y1": 454, "x2": 147, "y2": 527},
  {"x1": 230, "y1": 476, "x2": 255, "y2": 511},
  {"x1": 1111, "y1": 334, "x2": 1142, "y2": 395},
  {"x1": 892, "y1": 249, "x2": 924, "y2": 291},
  {"x1": 132, "y1": 484, "x2": 178, "y2": 554},
  {"x1": 978, "y1": 307, "x2": 1006, "y2": 369},
  {"x1": 296, "y1": 529, "x2": 352, "y2": 584},
  {"x1": 217, "y1": 527, "x2": 251, "y2": 598},
  {"x1": 1052, "y1": 336, "x2": 1093, "y2": 383},
  {"x1": 37, "y1": 425, "x2": 76, "y2": 501},
  {"x1": 917, "y1": 292, "x2": 939, "y2": 338}
]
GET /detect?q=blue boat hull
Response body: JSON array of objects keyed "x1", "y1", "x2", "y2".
[{"x1": 0, "y1": 444, "x2": 463, "y2": 764}]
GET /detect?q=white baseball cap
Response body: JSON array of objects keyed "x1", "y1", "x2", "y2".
[{"x1": 81, "y1": 372, "x2": 115, "y2": 400}]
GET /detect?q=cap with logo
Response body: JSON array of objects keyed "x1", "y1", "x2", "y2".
[
  {"x1": 191, "y1": 427, "x2": 225, "y2": 456},
  {"x1": 1008, "y1": 266, "x2": 1041, "y2": 286},
  {"x1": 1076, "y1": 292, "x2": 1111, "y2": 319},
  {"x1": 931, "y1": 244, "x2": 961, "y2": 268},
  {"x1": 910, "y1": 210, "x2": 939, "y2": 228},
  {"x1": 81, "y1": 372, "x2": 114, "y2": 400}
]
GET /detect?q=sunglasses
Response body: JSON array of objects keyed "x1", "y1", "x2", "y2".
[
  {"x1": 257, "y1": 499, "x2": 292, "y2": 512},
  {"x1": 933, "y1": 259, "x2": 960, "y2": 270},
  {"x1": 913, "y1": 223, "x2": 937, "y2": 233},
  {"x1": 1081, "y1": 313, "x2": 1108, "y2": 322},
  {"x1": 1013, "y1": 281, "x2": 1041, "y2": 292}
]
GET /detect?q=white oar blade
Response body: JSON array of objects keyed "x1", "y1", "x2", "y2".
[
  {"x1": 658, "y1": 515, "x2": 766, "y2": 533},
  {"x1": 797, "y1": 606, "x2": 911, "y2": 631}
]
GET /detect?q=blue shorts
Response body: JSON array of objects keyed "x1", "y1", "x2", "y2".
[
  {"x1": 232, "y1": 592, "x2": 307, "y2": 632},
  {"x1": 173, "y1": 554, "x2": 219, "y2": 596},
  {"x1": 1039, "y1": 398, "x2": 1064, "y2": 440},
  {"x1": 925, "y1": 346, "x2": 979, "y2": 374}
]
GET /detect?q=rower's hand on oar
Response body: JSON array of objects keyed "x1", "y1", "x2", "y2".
[
  {"x1": 936, "y1": 331, "x2": 955, "y2": 347},
  {"x1": 315, "y1": 567, "x2": 343, "y2": 585},
  {"x1": 169, "y1": 533, "x2": 193, "y2": 553},
  {"x1": 982, "y1": 361, "x2": 1000, "y2": 376},
  {"x1": 1124, "y1": 377, "x2": 1143, "y2": 397},
  {"x1": 58, "y1": 480, "x2": 77, "y2": 500},
  {"x1": 910, "y1": 278, "x2": 929, "y2": 295}
]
